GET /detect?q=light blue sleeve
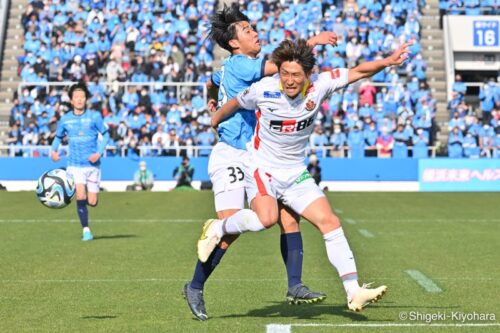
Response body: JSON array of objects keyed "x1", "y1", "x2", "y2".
[
  {"x1": 51, "y1": 119, "x2": 66, "y2": 151},
  {"x1": 94, "y1": 112, "x2": 110, "y2": 155},
  {"x1": 233, "y1": 56, "x2": 266, "y2": 82},
  {"x1": 211, "y1": 71, "x2": 221, "y2": 87}
]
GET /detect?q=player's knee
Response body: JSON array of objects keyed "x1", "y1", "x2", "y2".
[
  {"x1": 329, "y1": 214, "x2": 341, "y2": 229},
  {"x1": 316, "y1": 213, "x2": 340, "y2": 233},
  {"x1": 279, "y1": 218, "x2": 300, "y2": 233},
  {"x1": 87, "y1": 199, "x2": 98, "y2": 207},
  {"x1": 257, "y1": 210, "x2": 278, "y2": 229},
  {"x1": 76, "y1": 194, "x2": 87, "y2": 201}
]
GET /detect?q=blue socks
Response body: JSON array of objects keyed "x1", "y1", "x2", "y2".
[
  {"x1": 76, "y1": 200, "x2": 89, "y2": 228},
  {"x1": 189, "y1": 233, "x2": 303, "y2": 290},
  {"x1": 280, "y1": 232, "x2": 303, "y2": 288},
  {"x1": 190, "y1": 247, "x2": 226, "y2": 290}
]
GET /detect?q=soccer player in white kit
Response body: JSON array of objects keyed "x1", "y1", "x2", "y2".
[
  {"x1": 184, "y1": 4, "x2": 337, "y2": 321},
  {"x1": 202, "y1": 39, "x2": 412, "y2": 312}
]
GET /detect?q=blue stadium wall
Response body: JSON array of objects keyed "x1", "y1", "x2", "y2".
[
  {"x1": 1, "y1": 158, "x2": 499, "y2": 191},
  {"x1": 0, "y1": 157, "x2": 416, "y2": 181}
]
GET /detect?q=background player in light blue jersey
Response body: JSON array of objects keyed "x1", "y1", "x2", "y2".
[
  {"x1": 51, "y1": 82, "x2": 110, "y2": 241},
  {"x1": 183, "y1": 3, "x2": 337, "y2": 321}
]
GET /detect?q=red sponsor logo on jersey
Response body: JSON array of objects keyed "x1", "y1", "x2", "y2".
[
  {"x1": 305, "y1": 99, "x2": 316, "y2": 111},
  {"x1": 269, "y1": 115, "x2": 315, "y2": 133},
  {"x1": 331, "y1": 68, "x2": 340, "y2": 79}
]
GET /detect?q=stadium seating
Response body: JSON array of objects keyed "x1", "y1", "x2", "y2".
[{"x1": 9, "y1": 0, "x2": 497, "y2": 158}]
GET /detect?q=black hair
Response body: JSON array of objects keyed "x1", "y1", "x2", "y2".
[
  {"x1": 271, "y1": 39, "x2": 316, "y2": 74},
  {"x1": 207, "y1": 3, "x2": 249, "y2": 53},
  {"x1": 68, "y1": 81, "x2": 90, "y2": 99}
]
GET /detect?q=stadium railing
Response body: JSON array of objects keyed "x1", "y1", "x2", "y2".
[{"x1": 0, "y1": 145, "x2": 437, "y2": 158}]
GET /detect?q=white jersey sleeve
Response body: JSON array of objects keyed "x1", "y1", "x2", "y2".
[
  {"x1": 236, "y1": 83, "x2": 259, "y2": 111},
  {"x1": 314, "y1": 68, "x2": 349, "y2": 98}
]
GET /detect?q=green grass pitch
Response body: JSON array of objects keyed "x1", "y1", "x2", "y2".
[{"x1": 0, "y1": 191, "x2": 499, "y2": 333}]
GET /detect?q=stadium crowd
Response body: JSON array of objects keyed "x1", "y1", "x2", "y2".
[{"x1": 5, "y1": 0, "x2": 499, "y2": 158}]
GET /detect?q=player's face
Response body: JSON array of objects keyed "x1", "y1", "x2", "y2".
[
  {"x1": 232, "y1": 21, "x2": 261, "y2": 57},
  {"x1": 279, "y1": 61, "x2": 309, "y2": 99},
  {"x1": 71, "y1": 89, "x2": 87, "y2": 112}
]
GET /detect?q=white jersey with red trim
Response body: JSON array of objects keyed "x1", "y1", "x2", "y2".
[{"x1": 236, "y1": 69, "x2": 349, "y2": 169}]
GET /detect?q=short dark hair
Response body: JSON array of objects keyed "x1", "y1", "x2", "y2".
[
  {"x1": 68, "y1": 81, "x2": 90, "y2": 99},
  {"x1": 208, "y1": 3, "x2": 249, "y2": 53},
  {"x1": 271, "y1": 39, "x2": 316, "y2": 74}
]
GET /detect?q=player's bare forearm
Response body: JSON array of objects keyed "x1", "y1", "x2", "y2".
[
  {"x1": 264, "y1": 60, "x2": 278, "y2": 76},
  {"x1": 88, "y1": 152, "x2": 101, "y2": 163},
  {"x1": 307, "y1": 31, "x2": 338, "y2": 47},
  {"x1": 347, "y1": 42, "x2": 412, "y2": 84},
  {"x1": 211, "y1": 97, "x2": 241, "y2": 128},
  {"x1": 206, "y1": 79, "x2": 219, "y2": 100},
  {"x1": 348, "y1": 58, "x2": 392, "y2": 84}
]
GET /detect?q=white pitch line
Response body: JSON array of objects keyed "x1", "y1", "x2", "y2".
[
  {"x1": 334, "y1": 208, "x2": 343, "y2": 214},
  {"x1": 358, "y1": 229, "x2": 375, "y2": 238},
  {"x1": 267, "y1": 323, "x2": 500, "y2": 331},
  {"x1": 266, "y1": 324, "x2": 291, "y2": 333},
  {"x1": 405, "y1": 269, "x2": 443, "y2": 293},
  {"x1": 0, "y1": 219, "x2": 204, "y2": 223},
  {"x1": 344, "y1": 218, "x2": 357, "y2": 225}
]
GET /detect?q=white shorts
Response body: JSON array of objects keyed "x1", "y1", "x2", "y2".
[
  {"x1": 67, "y1": 166, "x2": 101, "y2": 193},
  {"x1": 245, "y1": 164, "x2": 325, "y2": 215},
  {"x1": 208, "y1": 142, "x2": 249, "y2": 211}
]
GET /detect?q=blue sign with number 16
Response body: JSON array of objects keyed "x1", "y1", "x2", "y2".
[{"x1": 473, "y1": 20, "x2": 499, "y2": 47}]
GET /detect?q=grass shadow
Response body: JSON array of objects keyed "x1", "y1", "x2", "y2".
[
  {"x1": 81, "y1": 315, "x2": 118, "y2": 320},
  {"x1": 218, "y1": 301, "x2": 369, "y2": 321},
  {"x1": 93, "y1": 234, "x2": 137, "y2": 240}
]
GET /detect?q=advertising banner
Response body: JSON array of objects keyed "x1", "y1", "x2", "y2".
[{"x1": 419, "y1": 159, "x2": 500, "y2": 192}]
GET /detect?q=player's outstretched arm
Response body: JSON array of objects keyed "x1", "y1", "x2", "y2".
[
  {"x1": 264, "y1": 32, "x2": 338, "y2": 77},
  {"x1": 347, "y1": 42, "x2": 412, "y2": 84},
  {"x1": 307, "y1": 31, "x2": 338, "y2": 48},
  {"x1": 211, "y1": 97, "x2": 241, "y2": 128}
]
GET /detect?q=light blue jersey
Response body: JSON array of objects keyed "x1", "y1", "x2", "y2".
[
  {"x1": 212, "y1": 54, "x2": 266, "y2": 150},
  {"x1": 51, "y1": 110, "x2": 110, "y2": 167}
]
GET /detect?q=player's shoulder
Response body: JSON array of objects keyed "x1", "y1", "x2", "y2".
[
  {"x1": 59, "y1": 111, "x2": 74, "y2": 122},
  {"x1": 88, "y1": 109, "x2": 103, "y2": 120},
  {"x1": 225, "y1": 54, "x2": 264, "y2": 72},
  {"x1": 245, "y1": 75, "x2": 279, "y2": 97},
  {"x1": 256, "y1": 74, "x2": 279, "y2": 88},
  {"x1": 313, "y1": 68, "x2": 349, "y2": 87}
]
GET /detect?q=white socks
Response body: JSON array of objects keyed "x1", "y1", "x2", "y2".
[
  {"x1": 323, "y1": 227, "x2": 360, "y2": 298},
  {"x1": 217, "y1": 209, "x2": 265, "y2": 236},
  {"x1": 83, "y1": 227, "x2": 90, "y2": 233}
]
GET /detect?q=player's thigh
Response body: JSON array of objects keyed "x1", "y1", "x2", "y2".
[
  {"x1": 282, "y1": 179, "x2": 339, "y2": 234},
  {"x1": 277, "y1": 201, "x2": 300, "y2": 234},
  {"x1": 86, "y1": 167, "x2": 101, "y2": 206},
  {"x1": 300, "y1": 196, "x2": 341, "y2": 235},
  {"x1": 213, "y1": 188, "x2": 245, "y2": 212},
  {"x1": 247, "y1": 168, "x2": 279, "y2": 228},
  {"x1": 67, "y1": 167, "x2": 87, "y2": 200},
  {"x1": 209, "y1": 144, "x2": 247, "y2": 211}
]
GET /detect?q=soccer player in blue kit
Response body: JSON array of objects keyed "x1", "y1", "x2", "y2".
[
  {"x1": 183, "y1": 4, "x2": 337, "y2": 321},
  {"x1": 51, "y1": 82, "x2": 110, "y2": 241}
]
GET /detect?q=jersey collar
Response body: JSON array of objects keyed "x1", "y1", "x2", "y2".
[{"x1": 278, "y1": 79, "x2": 310, "y2": 99}]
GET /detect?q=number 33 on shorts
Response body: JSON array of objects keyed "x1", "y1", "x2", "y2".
[{"x1": 227, "y1": 166, "x2": 244, "y2": 184}]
